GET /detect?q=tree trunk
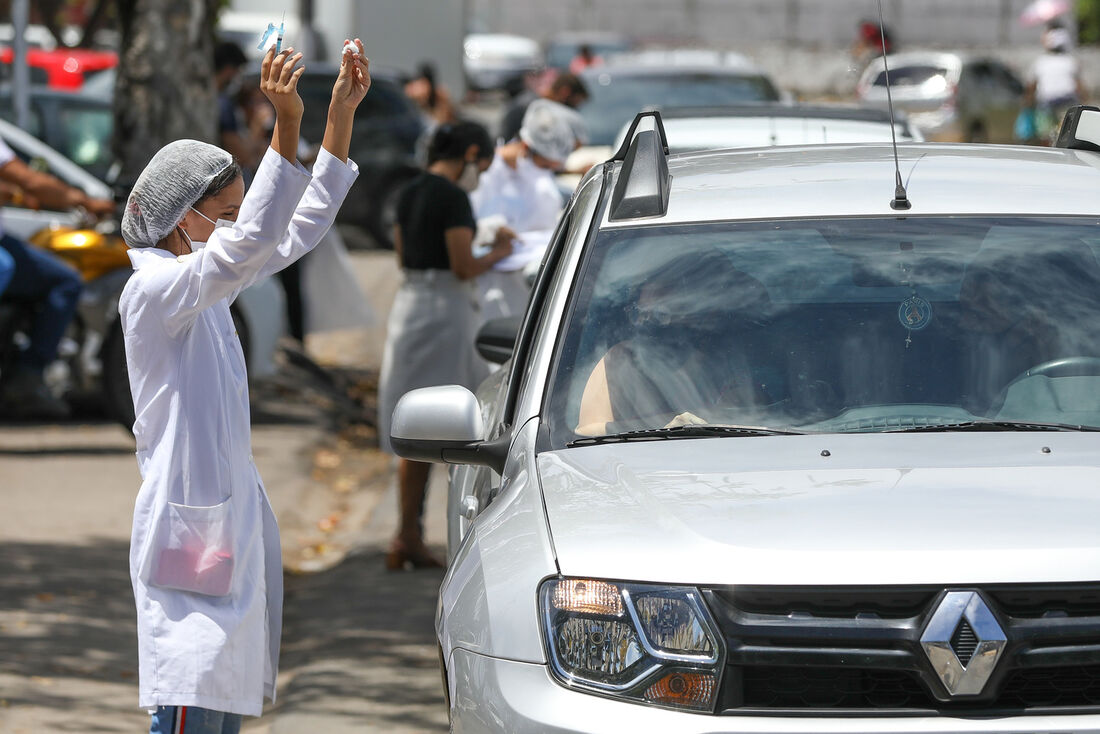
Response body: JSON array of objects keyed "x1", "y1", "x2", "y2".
[{"x1": 113, "y1": 0, "x2": 219, "y2": 188}]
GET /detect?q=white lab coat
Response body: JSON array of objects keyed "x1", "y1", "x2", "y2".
[
  {"x1": 469, "y1": 153, "x2": 564, "y2": 321},
  {"x1": 119, "y1": 147, "x2": 358, "y2": 716}
]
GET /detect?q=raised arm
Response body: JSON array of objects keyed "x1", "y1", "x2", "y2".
[
  {"x1": 147, "y1": 48, "x2": 313, "y2": 333},
  {"x1": 322, "y1": 39, "x2": 371, "y2": 162},
  {"x1": 231, "y1": 40, "x2": 369, "y2": 290},
  {"x1": 261, "y1": 44, "x2": 306, "y2": 164}
]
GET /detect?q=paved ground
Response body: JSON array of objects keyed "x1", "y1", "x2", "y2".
[{"x1": 0, "y1": 251, "x2": 451, "y2": 733}]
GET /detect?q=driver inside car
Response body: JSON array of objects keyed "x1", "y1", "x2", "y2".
[
  {"x1": 575, "y1": 260, "x2": 774, "y2": 436},
  {"x1": 956, "y1": 238, "x2": 1100, "y2": 414}
]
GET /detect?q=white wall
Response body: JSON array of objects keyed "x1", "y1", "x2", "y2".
[{"x1": 226, "y1": 0, "x2": 465, "y2": 94}]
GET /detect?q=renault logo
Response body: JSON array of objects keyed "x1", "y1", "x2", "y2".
[{"x1": 920, "y1": 591, "x2": 1007, "y2": 696}]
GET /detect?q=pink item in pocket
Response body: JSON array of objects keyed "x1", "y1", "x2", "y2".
[{"x1": 154, "y1": 545, "x2": 234, "y2": 596}]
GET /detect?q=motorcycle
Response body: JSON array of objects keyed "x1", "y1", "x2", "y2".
[{"x1": 4, "y1": 222, "x2": 373, "y2": 429}]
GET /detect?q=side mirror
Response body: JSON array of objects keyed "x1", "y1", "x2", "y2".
[
  {"x1": 1055, "y1": 105, "x2": 1100, "y2": 152},
  {"x1": 389, "y1": 385, "x2": 508, "y2": 473},
  {"x1": 475, "y1": 316, "x2": 521, "y2": 365}
]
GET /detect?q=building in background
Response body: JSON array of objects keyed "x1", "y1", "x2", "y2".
[{"x1": 225, "y1": 0, "x2": 466, "y2": 98}]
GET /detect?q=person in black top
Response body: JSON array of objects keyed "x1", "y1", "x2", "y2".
[{"x1": 377, "y1": 122, "x2": 514, "y2": 570}]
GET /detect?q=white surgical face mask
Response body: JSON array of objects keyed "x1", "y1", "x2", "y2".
[
  {"x1": 178, "y1": 226, "x2": 201, "y2": 252},
  {"x1": 456, "y1": 162, "x2": 480, "y2": 193},
  {"x1": 191, "y1": 206, "x2": 234, "y2": 231}
]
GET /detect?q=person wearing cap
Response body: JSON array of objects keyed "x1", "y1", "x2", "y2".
[
  {"x1": 1025, "y1": 21, "x2": 1085, "y2": 144},
  {"x1": 470, "y1": 98, "x2": 583, "y2": 324},
  {"x1": 118, "y1": 41, "x2": 368, "y2": 733}
]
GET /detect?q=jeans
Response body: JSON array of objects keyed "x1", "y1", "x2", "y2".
[
  {"x1": 149, "y1": 706, "x2": 242, "y2": 734},
  {"x1": 0, "y1": 243, "x2": 13, "y2": 295},
  {"x1": 0, "y1": 234, "x2": 82, "y2": 370}
]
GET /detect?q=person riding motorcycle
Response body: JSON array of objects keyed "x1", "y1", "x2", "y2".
[{"x1": 0, "y1": 136, "x2": 114, "y2": 418}]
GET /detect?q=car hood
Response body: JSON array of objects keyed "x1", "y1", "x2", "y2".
[{"x1": 537, "y1": 432, "x2": 1100, "y2": 586}]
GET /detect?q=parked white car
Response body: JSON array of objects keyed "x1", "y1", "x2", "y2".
[
  {"x1": 0, "y1": 116, "x2": 111, "y2": 240},
  {"x1": 392, "y1": 107, "x2": 1100, "y2": 731},
  {"x1": 856, "y1": 52, "x2": 1025, "y2": 143},
  {"x1": 612, "y1": 103, "x2": 922, "y2": 153},
  {"x1": 463, "y1": 33, "x2": 542, "y2": 93}
]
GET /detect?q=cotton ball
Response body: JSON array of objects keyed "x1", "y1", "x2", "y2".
[{"x1": 343, "y1": 42, "x2": 358, "y2": 56}]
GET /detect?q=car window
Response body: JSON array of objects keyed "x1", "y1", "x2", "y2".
[
  {"x1": 0, "y1": 98, "x2": 43, "y2": 138},
  {"x1": 545, "y1": 216, "x2": 1100, "y2": 446},
  {"x1": 581, "y1": 71, "x2": 780, "y2": 146},
  {"x1": 991, "y1": 63, "x2": 1025, "y2": 95},
  {"x1": 289, "y1": 73, "x2": 420, "y2": 158},
  {"x1": 57, "y1": 102, "x2": 113, "y2": 179},
  {"x1": 546, "y1": 40, "x2": 631, "y2": 69},
  {"x1": 872, "y1": 65, "x2": 949, "y2": 87}
]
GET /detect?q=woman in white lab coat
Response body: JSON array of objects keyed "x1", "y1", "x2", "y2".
[{"x1": 119, "y1": 42, "x2": 368, "y2": 732}]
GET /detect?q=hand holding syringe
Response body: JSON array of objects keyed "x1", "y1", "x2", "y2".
[{"x1": 257, "y1": 12, "x2": 286, "y2": 54}]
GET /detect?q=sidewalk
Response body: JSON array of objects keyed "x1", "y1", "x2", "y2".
[{"x1": 252, "y1": 454, "x2": 450, "y2": 733}]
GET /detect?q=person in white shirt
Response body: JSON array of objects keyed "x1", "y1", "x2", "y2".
[
  {"x1": 118, "y1": 41, "x2": 368, "y2": 734},
  {"x1": 1026, "y1": 22, "x2": 1085, "y2": 143},
  {"x1": 469, "y1": 99, "x2": 582, "y2": 324}
]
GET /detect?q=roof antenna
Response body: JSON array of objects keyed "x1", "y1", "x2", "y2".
[{"x1": 877, "y1": 0, "x2": 911, "y2": 211}]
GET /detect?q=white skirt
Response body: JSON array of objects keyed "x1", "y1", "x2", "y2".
[{"x1": 377, "y1": 269, "x2": 487, "y2": 453}]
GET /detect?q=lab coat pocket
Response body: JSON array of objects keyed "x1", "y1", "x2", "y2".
[{"x1": 146, "y1": 499, "x2": 235, "y2": 597}]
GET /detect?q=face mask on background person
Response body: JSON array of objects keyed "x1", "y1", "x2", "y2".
[{"x1": 457, "y1": 162, "x2": 481, "y2": 193}]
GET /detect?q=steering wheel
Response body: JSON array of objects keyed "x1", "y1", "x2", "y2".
[
  {"x1": 989, "y1": 356, "x2": 1100, "y2": 415},
  {"x1": 1011, "y1": 356, "x2": 1100, "y2": 381}
]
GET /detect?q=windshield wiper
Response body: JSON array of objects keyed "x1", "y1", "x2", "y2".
[
  {"x1": 887, "y1": 419, "x2": 1100, "y2": 434},
  {"x1": 568, "y1": 424, "x2": 804, "y2": 447}
]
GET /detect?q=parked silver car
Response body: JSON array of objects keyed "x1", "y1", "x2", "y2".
[
  {"x1": 857, "y1": 51, "x2": 1025, "y2": 143},
  {"x1": 612, "y1": 103, "x2": 922, "y2": 153},
  {"x1": 393, "y1": 108, "x2": 1100, "y2": 731}
]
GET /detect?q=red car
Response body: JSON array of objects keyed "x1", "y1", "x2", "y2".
[{"x1": 0, "y1": 46, "x2": 117, "y2": 90}]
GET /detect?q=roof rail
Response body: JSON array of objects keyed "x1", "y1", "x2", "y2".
[
  {"x1": 608, "y1": 110, "x2": 672, "y2": 221},
  {"x1": 1055, "y1": 105, "x2": 1100, "y2": 152}
]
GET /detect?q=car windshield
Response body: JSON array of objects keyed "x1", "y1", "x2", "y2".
[
  {"x1": 872, "y1": 65, "x2": 949, "y2": 86},
  {"x1": 581, "y1": 71, "x2": 780, "y2": 145},
  {"x1": 545, "y1": 217, "x2": 1100, "y2": 447},
  {"x1": 546, "y1": 40, "x2": 632, "y2": 69}
]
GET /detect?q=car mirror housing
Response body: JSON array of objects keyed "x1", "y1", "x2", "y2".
[
  {"x1": 475, "y1": 316, "x2": 521, "y2": 365},
  {"x1": 389, "y1": 385, "x2": 509, "y2": 472},
  {"x1": 1055, "y1": 105, "x2": 1100, "y2": 152}
]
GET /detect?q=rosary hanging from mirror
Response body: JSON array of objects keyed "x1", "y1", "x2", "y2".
[{"x1": 897, "y1": 264, "x2": 932, "y2": 348}]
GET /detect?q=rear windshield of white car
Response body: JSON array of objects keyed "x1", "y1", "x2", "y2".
[
  {"x1": 872, "y1": 65, "x2": 949, "y2": 86},
  {"x1": 582, "y1": 73, "x2": 781, "y2": 145},
  {"x1": 545, "y1": 217, "x2": 1100, "y2": 447}
]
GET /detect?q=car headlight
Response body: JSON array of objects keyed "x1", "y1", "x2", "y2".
[{"x1": 540, "y1": 577, "x2": 724, "y2": 712}]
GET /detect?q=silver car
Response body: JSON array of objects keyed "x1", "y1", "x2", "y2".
[
  {"x1": 393, "y1": 109, "x2": 1100, "y2": 731},
  {"x1": 857, "y1": 52, "x2": 1025, "y2": 143},
  {"x1": 612, "y1": 103, "x2": 922, "y2": 154}
]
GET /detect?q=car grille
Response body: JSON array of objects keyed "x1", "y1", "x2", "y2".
[{"x1": 703, "y1": 584, "x2": 1100, "y2": 715}]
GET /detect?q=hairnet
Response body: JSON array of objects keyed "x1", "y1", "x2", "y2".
[
  {"x1": 520, "y1": 99, "x2": 578, "y2": 163},
  {"x1": 122, "y1": 140, "x2": 234, "y2": 248}
]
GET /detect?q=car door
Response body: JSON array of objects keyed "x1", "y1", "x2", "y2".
[{"x1": 445, "y1": 202, "x2": 584, "y2": 559}]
